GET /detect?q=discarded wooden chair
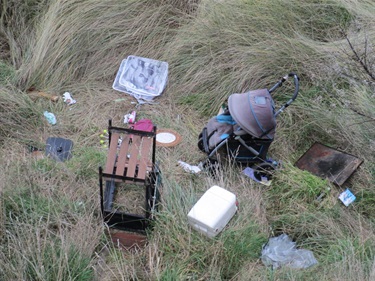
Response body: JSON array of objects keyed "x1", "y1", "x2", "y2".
[{"x1": 99, "y1": 119, "x2": 161, "y2": 247}]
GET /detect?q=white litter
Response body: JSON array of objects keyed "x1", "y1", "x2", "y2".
[
  {"x1": 124, "y1": 111, "x2": 136, "y2": 124},
  {"x1": 338, "y1": 188, "x2": 356, "y2": 206},
  {"x1": 157, "y1": 132, "x2": 176, "y2": 143},
  {"x1": 188, "y1": 185, "x2": 237, "y2": 238},
  {"x1": 178, "y1": 160, "x2": 201, "y2": 174},
  {"x1": 63, "y1": 92, "x2": 76, "y2": 105},
  {"x1": 261, "y1": 234, "x2": 318, "y2": 269}
]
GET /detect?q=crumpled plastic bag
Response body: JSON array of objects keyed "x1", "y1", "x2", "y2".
[
  {"x1": 261, "y1": 234, "x2": 318, "y2": 269},
  {"x1": 178, "y1": 160, "x2": 201, "y2": 174},
  {"x1": 43, "y1": 111, "x2": 56, "y2": 125}
]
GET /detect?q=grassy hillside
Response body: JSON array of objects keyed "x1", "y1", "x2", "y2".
[{"x1": 1, "y1": 0, "x2": 374, "y2": 280}]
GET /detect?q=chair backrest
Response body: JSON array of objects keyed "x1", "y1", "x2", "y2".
[{"x1": 103, "y1": 120, "x2": 156, "y2": 182}]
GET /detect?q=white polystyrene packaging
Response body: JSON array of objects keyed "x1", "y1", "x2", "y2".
[
  {"x1": 112, "y1": 55, "x2": 168, "y2": 103},
  {"x1": 188, "y1": 185, "x2": 237, "y2": 238}
]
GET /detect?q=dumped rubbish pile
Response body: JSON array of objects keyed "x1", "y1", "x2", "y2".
[{"x1": 24, "y1": 55, "x2": 362, "y2": 263}]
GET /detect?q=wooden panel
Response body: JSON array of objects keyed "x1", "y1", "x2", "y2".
[
  {"x1": 109, "y1": 229, "x2": 147, "y2": 251},
  {"x1": 104, "y1": 133, "x2": 120, "y2": 174},
  {"x1": 115, "y1": 134, "x2": 131, "y2": 177},
  {"x1": 126, "y1": 135, "x2": 142, "y2": 178},
  {"x1": 295, "y1": 142, "x2": 363, "y2": 186},
  {"x1": 137, "y1": 137, "x2": 153, "y2": 180}
]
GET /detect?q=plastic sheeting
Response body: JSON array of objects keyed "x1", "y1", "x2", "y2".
[
  {"x1": 261, "y1": 234, "x2": 318, "y2": 269},
  {"x1": 113, "y1": 56, "x2": 168, "y2": 104}
]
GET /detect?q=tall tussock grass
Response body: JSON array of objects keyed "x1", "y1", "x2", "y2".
[
  {"x1": 164, "y1": 0, "x2": 358, "y2": 115},
  {"x1": 0, "y1": 86, "x2": 43, "y2": 143},
  {"x1": 10, "y1": 0, "x2": 197, "y2": 91},
  {"x1": 1, "y1": 0, "x2": 375, "y2": 280}
]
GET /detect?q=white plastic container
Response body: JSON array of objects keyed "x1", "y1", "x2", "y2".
[
  {"x1": 112, "y1": 55, "x2": 168, "y2": 103},
  {"x1": 188, "y1": 185, "x2": 237, "y2": 238}
]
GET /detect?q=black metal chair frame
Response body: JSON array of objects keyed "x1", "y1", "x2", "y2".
[{"x1": 98, "y1": 120, "x2": 161, "y2": 233}]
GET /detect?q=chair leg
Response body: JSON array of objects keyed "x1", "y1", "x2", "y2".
[
  {"x1": 99, "y1": 167, "x2": 104, "y2": 216},
  {"x1": 104, "y1": 180, "x2": 115, "y2": 211}
]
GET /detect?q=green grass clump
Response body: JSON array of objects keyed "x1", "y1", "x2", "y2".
[
  {"x1": 1, "y1": 225, "x2": 95, "y2": 281},
  {"x1": 220, "y1": 223, "x2": 268, "y2": 279},
  {"x1": 268, "y1": 164, "x2": 330, "y2": 209},
  {"x1": 24, "y1": 244, "x2": 94, "y2": 281},
  {"x1": 32, "y1": 157, "x2": 57, "y2": 174},
  {"x1": 325, "y1": 237, "x2": 375, "y2": 264},
  {"x1": 66, "y1": 147, "x2": 106, "y2": 180},
  {"x1": 2, "y1": 177, "x2": 86, "y2": 227},
  {"x1": 355, "y1": 189, "x2": 375, "y2": 219},
  {"x1": 3, "y1": 187, "x2": 65, "y2": 222}
]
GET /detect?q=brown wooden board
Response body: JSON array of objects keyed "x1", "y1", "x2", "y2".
[
  {"x1": 126, "y1": 135, "x2": 142, "y2": 178},
  {"x1": 104, "y1": 133, "x2": 120, "y2": 174},
  {"x1": 295, "y1": 142, "x2": 363, "y2": 186},
  {"x1": 115, "y1": 134, "x2": 131, "y2": 177},
  {"x1": 137, "y1": 136, "x2": 153, "y2": 180}
]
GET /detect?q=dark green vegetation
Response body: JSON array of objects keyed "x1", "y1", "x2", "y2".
[{"x1": 1, "y1": 0, "x2": 374, "y2": 280}]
